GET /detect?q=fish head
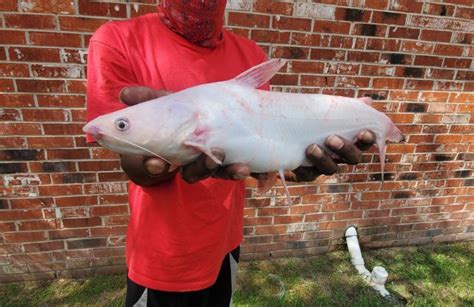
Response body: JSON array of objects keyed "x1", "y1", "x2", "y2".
[{"x1": 83, "y1": 99, "x2": 198, "y2": 161}]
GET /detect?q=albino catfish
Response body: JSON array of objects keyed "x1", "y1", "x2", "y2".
[{"x1": 83, "y1": 59, "x2": 404, "y2": 203}]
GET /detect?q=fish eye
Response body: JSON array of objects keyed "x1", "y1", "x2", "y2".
[{"x1": 114, "y1": 118, "x2": 130, "y2": 131}]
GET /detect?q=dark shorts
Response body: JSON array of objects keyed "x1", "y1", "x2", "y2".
[{"x1": 125, "y1": 246, "x2": 240, "y2": 307}]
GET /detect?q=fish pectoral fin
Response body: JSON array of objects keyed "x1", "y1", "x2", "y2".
[
  {"x1": 233, "y1": 58, "x2": 287, "y2": 88},
  {"x1": 183, "y1": 141, "x2": 223, "y2": 165}
]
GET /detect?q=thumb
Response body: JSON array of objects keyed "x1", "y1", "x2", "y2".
[{"x1": 144, "y1": 158, "x2": 169, "y2": 175}]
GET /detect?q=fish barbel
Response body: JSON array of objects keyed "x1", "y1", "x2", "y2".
[{"x1": 83, "y1": 59, "x2": 404, "y2": 203}]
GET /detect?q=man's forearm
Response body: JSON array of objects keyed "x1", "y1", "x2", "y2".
[{"x1": 120, "y1": 155, "x2": 176, "y2": 187}]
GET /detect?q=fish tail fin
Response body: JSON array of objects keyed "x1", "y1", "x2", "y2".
[{"x1": 234, "y1": 58, "x2": 286, "y2": 88}]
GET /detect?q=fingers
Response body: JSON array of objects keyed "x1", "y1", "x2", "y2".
[
  {"x1": 181, "y1": 149, "x2": 225, "y2": 184},
  {"x1": 355, "y1": 129, "x2": 376, "y2": 151},
  {"x1": 325, "y1": 135, "x2": 363, "y2": 165},
  {"x1": 290, "y1": 166, "x2": 321, "y2": 182},
  {"x1": 120, "y1": 86, "x2": 171, "y2": 106},
  {"x1": 143, "y1": 158, "x2": 170, "y2": 176},
  {"x1": 305, "y1": 144, "x2": 339, "y2": 175},
  {"x1": 214, "y1": 163, "x2": 250, "y2": 180}
]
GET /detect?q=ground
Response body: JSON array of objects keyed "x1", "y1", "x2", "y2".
[{"x1": 0, "y1": 242, "x2": 472, "y2": 306}]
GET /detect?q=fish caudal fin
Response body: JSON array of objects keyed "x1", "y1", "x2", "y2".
[{"x1": 234, "y1": 58, "x2": 286, "y2": 88}]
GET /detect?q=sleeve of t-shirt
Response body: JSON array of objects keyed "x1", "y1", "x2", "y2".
[{"x1": 85, "y1": 23, "x2": 139, "y2": 143}]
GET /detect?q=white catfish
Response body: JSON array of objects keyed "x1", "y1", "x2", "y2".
[{"x1": 83, "y1": 59, "x2": 404, "y2": 203}]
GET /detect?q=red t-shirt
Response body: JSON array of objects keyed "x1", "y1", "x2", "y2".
[{"x1": 86, "y1": 13, "x2": 268, "y2": 291}]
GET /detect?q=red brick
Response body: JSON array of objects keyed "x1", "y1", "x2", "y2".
[
  {"x1": 274, "y1": 215, "x2": 303, "y2": 224},
  {"x1": 4, "y1": 231, "x2": 46, "y2": 243},
  {"x1": 289, "y1": 61, "x2": 325, "y2": 74},
  {"x1": 373, "y1": 78, "x2": 404, "y2": 89},
  {"x1": 9, "y1": 47, "x2": 60, "y2": 62},
  {"x1": 300, "y1": 75, "x2": 336, "y2": 87},
  {"x1": 78, "y1": 0, "x2": 127, "y2": 18},
  {"x1": 361, "y1": 65, "x2": 395, "y2": 76},
  {"x1": 19, "y1": 0, "x2": 74, "y2": 14},
  {"x1": 423, "y1": 3, "x2": 455, "y2": 16},
  {"x1": 43, "y1": 123, "x2": 84, "y2": 135},
  {"x1": 290, "y1": 33, "x2": 329, "y2": 47},
  {"x1": 18, "y1": 220, "x2": 58, "y2": 231},
  {"x1": 406, "y1": 80, "x2": 434, "y2": 90},
  {"x1": 59, "y1": 16, "x2": 109, "y2": 32},
  {"x1": 244, "y1": 217, "x2": 272, "y2": 226},
  {"x1": 389, "y1": 27, "x2": 419, "y2": 39},
  {"x1": 31, "y1": 64, "x2": 83, "y2": 79},
  {"x1": 426, "y1": 69, "x2": 455, "y2": 80},
  {"x1": 90, "y1": 205, "x2": 129, "y2": 216},
  {"x1": 27, "y1": 137, "x2": 74, "y2": 149},
  {"x1": 329, "y1": 36, "x2": 353, "y2": 48},
  {"x1": 38, "y1": 185, "x2": 82, "y2": 196},
  {"x1": 0, "y1": 0, "x2": 16, "y2": 11},
  {"x1": 29, "y1": 32, "x2": 82, "y2": 47},
  {"x1": 67, "y1": 80, "x2": 87, "y2": 93},
  {"x1": 401, "y1": 41, "x2": 435, "y2": 54},
  {"x1": 434, "y1": 44, "x2": 465, "y2": 56},
  {"x1": 270, "y1": 74, "x2": 297, "y2": 86},
  {"x1": 255, "y1": 225, "x2": 287, "y2": 235},
  {"x1": 251, "y1": 30, "x2": 289, "y2": 44},
  {"x1": 37, "y1": 95, "x2": 85, "y2": 108},
  {"x1": 253, "y1": 0, "x2": 293, "y2": 15},
  {"x1": 63, "y1": 217, "x2": 102, "y2": 228},
  {"x1": 22, "y1": 109, "x2": 68, "y2": 122},
  {"x1": 0, "y1": 63, "x2": 29, "y2": 77},
  {"x1": 389, "y1": 0, "x2": 423, "y2": 13},
  {"x1": 414, "y1": 55, "x2": 443, "y2": 67},
  {"x1": 90, "y1": 226, "x2": 127, "y2": 237},
  {"x1": 347, "y1": 51, "x2": 380, "y2": 63},
  {"x1": 16, "y1": 80, "x2": 66, "y2": 93},
  {"x1": 5, "y1": 14, "x2": 56, "y2": 29},
  {"x1": 314, "y1": 21, "x2": 351, "y2": 34},
  {"x1": 228, "y1": 12, "x2": 270, "y2": 28},
  {"x1": 272, "y1": 46, "x2": 309, "y2": 59},
  {"x1": 273, "y1": 16, "x2": 311, "y2": 31},
  {"x1": 311, "y1": 49, "x2": 345, "y2": 61},
  {"x1": 24, "y1": 241, "x2": 64, "y2": 253},
  {"x1": 372, "y1": 11, "x2": 406, "y2": 25},
  {"x1": 0, "y1": 79, "x2": 14, "y2": 91},
  {"x1": 0, "y1": 30, "x2": 26, "y2": 44},
  {"x1": 352, "y1": 24, "x2": 387, "y2": 37},
  {"x1": 0, "y1": 123, "x2": 42, "y2": 135},
  {"x1": 420, "y1": 30, "x2": 452, "y2": 42},
  {"x1": 455, "y1": 7, "x2": 474, "y2": 19}
]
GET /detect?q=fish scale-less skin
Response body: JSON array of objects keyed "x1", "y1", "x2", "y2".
[
  {"x1": 185, "y1": 81, "x2": 389, "y2": 173},
  {"x1": 83, "y1": 59, "x2": 402, "y2": 178}
]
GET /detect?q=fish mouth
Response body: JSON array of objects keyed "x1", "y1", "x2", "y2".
[{"x1": 83, "y1": 123, "x2": 103, "y2": 140}]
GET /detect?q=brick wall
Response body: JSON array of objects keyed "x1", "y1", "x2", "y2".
[{"x1": 0, "y1": 0, "x2": 472, "y2": 282}]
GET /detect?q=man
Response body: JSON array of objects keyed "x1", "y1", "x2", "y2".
[{"x1": 86, "y1": 0, "x2": 375, "y2": 305}]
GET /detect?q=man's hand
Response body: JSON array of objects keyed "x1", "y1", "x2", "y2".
[
  {"x1": 285, "y1": 130, "x2": 376, "y2": 182},
  {"x1": 119, "y1": 86, "x2": 250, "y2": 186}
]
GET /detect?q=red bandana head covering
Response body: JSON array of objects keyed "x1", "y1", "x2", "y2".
[{"x1": 158, "y1": 0, "x2": 227, "y2": 48}]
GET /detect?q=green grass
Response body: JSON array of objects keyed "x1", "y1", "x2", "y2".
[{"x1": 0, "y1": 242, "x2": 472, "y2": 306}]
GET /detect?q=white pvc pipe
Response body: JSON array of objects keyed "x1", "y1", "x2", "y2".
[
  {"x1": 345, "y1": 226, "x2": 371, "y2": 277},
  {"x1": 345, "y1": 226, "x2": 390, "y2": 298}
]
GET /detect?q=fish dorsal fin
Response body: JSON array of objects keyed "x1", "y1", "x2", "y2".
[{"x1": 234, "y1": 58, "x2": 286, "y2": 88}]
